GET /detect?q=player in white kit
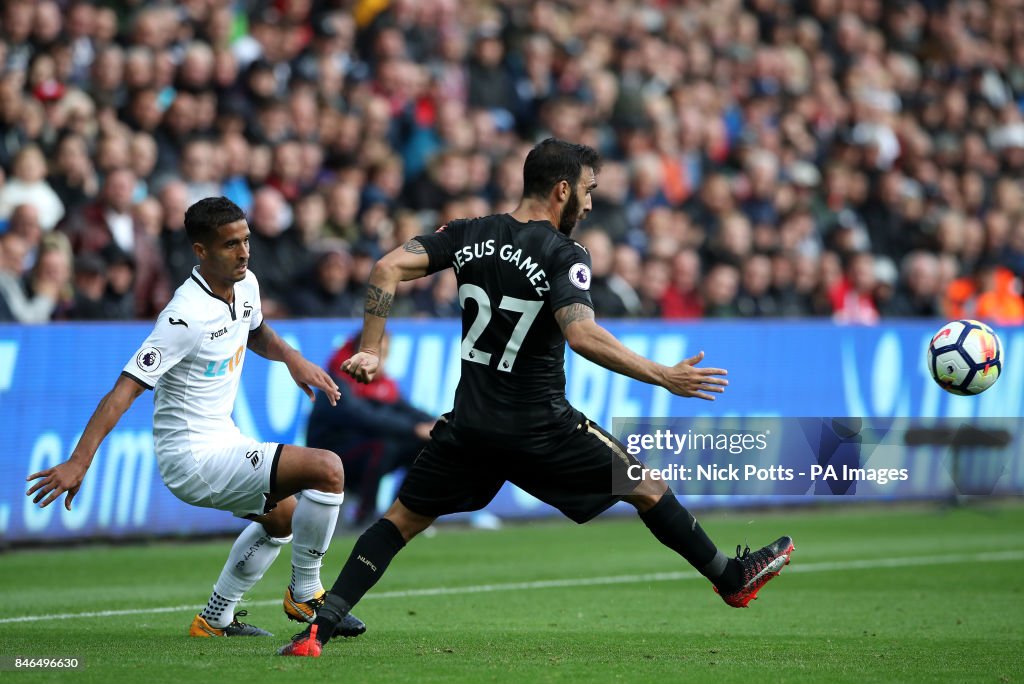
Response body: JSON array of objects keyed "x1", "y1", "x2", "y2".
[{"x1": 27, "y1": 197, "x2": 366, "y2": 638}]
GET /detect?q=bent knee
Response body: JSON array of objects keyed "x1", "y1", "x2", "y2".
[
  {"x1": 260, "y1": 517, "x2": 292, "y2": 538},
  {"x1": 632, "y1": 475, "x2": 669, "y2": 499},
  {"x1": 250, "y1": 497, "x2": 295, "y2": 537},
  {"x1": 624, "y1": 479, "x2": 668, "y2": 512},
  {"x1": 624, "y1": 492, "x2": 661, "y2": 513},
  {"x1": 384, "y1": 502, "x2": 434, "y2": 542},
  {"x1": 317, "y1": 450, "x2": 345, "y2": 493}
]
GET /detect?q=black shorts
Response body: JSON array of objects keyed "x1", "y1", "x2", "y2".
[{"x1": 397, "y1": 413, "x2": 644, "y2": 524}]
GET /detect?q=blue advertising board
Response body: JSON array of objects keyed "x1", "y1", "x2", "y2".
[{"x1": 1, "y1": 320, "x2": 1022, "y2": 542}]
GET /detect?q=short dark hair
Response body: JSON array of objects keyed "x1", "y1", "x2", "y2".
[
  {"x1": 522, "y1": 138, "x2": 602, "y2": 200},
  {"x1": 184, "y1": 197, "x2": 246, "y2": 244}
]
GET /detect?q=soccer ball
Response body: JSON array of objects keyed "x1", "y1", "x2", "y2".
[{"x1": 927, "y1": 319, "x2": 1003, "y2": 395}]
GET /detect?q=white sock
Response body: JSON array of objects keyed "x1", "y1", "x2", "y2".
[
  {"x1": 289, "y1": 490, "x2": 343, "y2": 602},
  {"x1": 200, "y1": 522, "x2": 290, "y2": 628}
]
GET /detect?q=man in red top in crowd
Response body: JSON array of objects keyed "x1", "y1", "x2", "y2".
[{"x1": 306, "y1": 331, "x2": 435, "y2": 525}]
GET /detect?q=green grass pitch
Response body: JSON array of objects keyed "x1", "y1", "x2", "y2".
[{"x1": 1, "y1": 502, "x2": 1022, "y2": 683}]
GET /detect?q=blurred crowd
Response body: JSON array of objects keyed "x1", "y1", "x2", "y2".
[{"x1": 1, "y1": 0, "x2": 1024, "y2": 325}]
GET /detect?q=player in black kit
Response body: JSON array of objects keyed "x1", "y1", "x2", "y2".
[{"x1": 280, "y1": 139, "x2": 794, "y2": 657}]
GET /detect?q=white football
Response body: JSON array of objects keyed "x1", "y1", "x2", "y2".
[{"x1": 926, "y1": 319, "x2": 1002, "y2": 395}]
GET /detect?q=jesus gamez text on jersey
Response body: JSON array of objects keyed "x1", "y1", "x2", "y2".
[{"x1": 451, "y1": 239, "x2": 551, "y2": 297}]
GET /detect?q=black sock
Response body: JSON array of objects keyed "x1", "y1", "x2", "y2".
[
  {"x1": 313, "y1": 518, "x2": 407, "y2": 641},
  {"x1": 638, "y1": 494, "x2": 740, "y2": 590}
]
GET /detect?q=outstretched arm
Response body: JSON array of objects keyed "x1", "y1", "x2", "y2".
[
  {"x1": 249, "y1": 322, "x2": 340, "y2": 405},
  {"x1": 342, "y1": 240, "x2": 430, "y2": 383},
  {"x1": 554, "y1": 303, "x2": 729, "y2": 400},
  {"x1": 26, "y1": 373, "x2": 146, "y2": 509}
]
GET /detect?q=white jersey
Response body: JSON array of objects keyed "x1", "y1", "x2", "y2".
[{"x1": 122, "y1": 267, "x2": 264, "y2": 458}]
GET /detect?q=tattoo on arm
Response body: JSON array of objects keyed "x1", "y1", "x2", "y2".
[
  {"x1": 403, "y1": 239, "x2": 426, "y2": 255},
  {"x1": 365, "y1": 284, "x2": 394, "y2": 318},
  {"x1": 553, "y1": 303, "x2": 595, "y2": 333}
]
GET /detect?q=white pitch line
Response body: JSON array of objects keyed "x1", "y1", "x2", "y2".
[{"x1": 1, "y1": 549, "x2": 1021, "y2": 626}]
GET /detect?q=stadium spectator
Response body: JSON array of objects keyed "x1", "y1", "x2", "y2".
[
  {"x1": 0, "y1": 230, "x2": 63, "y2": 323},
  {"x1": 625, "y1": 154, "x2": 671, "y2": 235},
  {"x1": 306, "y1": 330, "x2": 435, "y2": 526},
  {"x1": 466, "y1": 25, "x2": 516, "y2": 113},
  {"x1": 417, "y1": 269, "x2": 461, "y2": 318},
  {"x1": 6, "y1": 204, "x2": 42, "y2": 267},
  {"x1": 576, "y1": 227, "x2": 638, "y2": 317},
  {"x1": 1004, "y1": 220, "x2": 1024, "y2": 276},
  {"x1": 736, "y1": 252, "x2": 778, "y2": 318},
  {"x1": 132, "y1": 197, "x2": 162, "y2": 240},
  {"x1": 94, "y1": 131, "x2": 132, "y2": 177},
  {"x1": 705, "y1": 213, "x2": 754, "y2": 268},
  {"x1": 0, "y1": 144, "x2": 65, "y2": 231},
  {"x1": 48, "y1": 132, "x2": 98, "y2": 215},
  {"x1": 323, "y1": 180, "x2": 361, "y2": 243},
  {"x1": 884, "y1": 251, "x2": 944, "y2": 318},
  {"x1": 636, "y1": 257, "x2": 672, "y2": 318},
  {"x1": 702, "y1": 263, "x2": 742, "y2": 318},
  {"x1": 180, "y1": 138, "x2": 223, "y2": 207},
  {"x1": 830, "y1": 252, "x2": 881, "y2": 325},
  {"x1": 740, "y1": 149, "x2": 781, "y2": 230},
  {"x1": 945, "y1": 262, "x2": 1024, "y2": 326},
  {"x1": 58, "y1": 167, "x2": 171, "y2": 318},
  {"x1": 24, "y1": 231, "x2": 74, "y2": 320},
  {"x1": 291, "y1": 191, "x2": 330, "y2": 250},
  {"x1": 612, "y1": 243, "x2": 643, "y2": 302},
  {"x1": 245, "y1": 186, "x2": 306, "y2": 316},
  {"x1": 586, "y1": 160, "x2": 631, "y2": 243},
  {"x1": 68, "y1": 251, "x2": 110, "y2": 320},
  {"x1": 662, "y1": 248, "x2": 703, "y2": 319},
  {"x1": 683, "y1": 174, "x2": 734, "y2": 241},
  {"x1": 219, "y1": 132, "x2": 254, "y2": 215},
  {"x1": 96, "y1": 244, "x2": 137, "y2": 320},
  {"x1": 771, "y1": 251, "x2": 813, "y2": 317},
  {"x1": 157, "y1": 181, "x2": 196, "y2": 286},
  {"x1": 288, "y1": 246, "x2": 356, "y2": 319},
  {"x1": 266, "y1": 139, "x2": 305, "y2": 203}
]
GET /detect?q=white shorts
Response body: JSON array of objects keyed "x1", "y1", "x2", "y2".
[{"x1": 162, "y1": 439, "x2": 282, "y2": 518}]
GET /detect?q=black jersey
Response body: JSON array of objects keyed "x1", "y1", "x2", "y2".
[{"x1": 414, "y1": 214, "x2": 594, "y2": 449}]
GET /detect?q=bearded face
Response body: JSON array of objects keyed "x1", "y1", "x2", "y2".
[{"x1": 558, "y1": 186, "x2": 581, "y2": 235}]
